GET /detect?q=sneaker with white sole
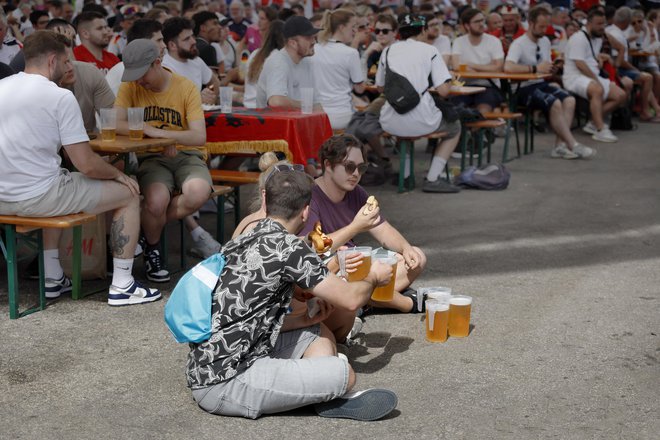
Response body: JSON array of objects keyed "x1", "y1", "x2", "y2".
[
  {"x1": 572, "y1": 143, "x2": 596, "y2": 158},
  {"x1": 582, "y1": 121, "x2": 598, "y2": 135},
  {"x1": 592, "y1": 128, "x2": 618, "y2": 143},
  {"x1": 144, "y1": 248, "x2": 170, "y2": 283},
  {"x1": 45, "y1": 274, "x2": 73, "y2": 299},
  {"x1": 346, "y1": 317, "x2": 363, "y2": 340},
  {"x1": 314, "y1": 388, "x2": 398, "y2": 421},
  {"x1": 108, "y1": 280, "x2": 161, "y2": 306},
  {"x1": 188, "y1": 230, "x2": 221, "y2": 259},
  {"x1": 551, "y1": 143, "x2": 579, "y2": 160}
]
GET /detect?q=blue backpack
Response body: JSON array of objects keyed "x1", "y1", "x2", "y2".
[{"x1": 164, "y1": 253, "x2": 226, "y2": 343}]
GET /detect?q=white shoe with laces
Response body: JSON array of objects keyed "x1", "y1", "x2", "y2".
[
  {"x1": 582, "y1": 121, "x2": 598, "y2": 135},
  {"x1": 551, "y1": 143, "x2": 579, "y2": 160},
  {"x1": 592, "y1": 128, "x2": 618, "y2": 143},
  {"x1": 188, "y1": 230, "x2": 222, "y2": 259},
  {"x1": 572, "y1": 143, "x2": 596, "y2": 158}
]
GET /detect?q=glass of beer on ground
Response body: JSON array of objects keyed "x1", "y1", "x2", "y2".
[
  {"x1": 127, "y1": 107, "x2": 144, "y2": 140},
  {"x1": 345, "y1": 246, "x2": 372, "y2": 282},
  {"x1": 100, "y1": 108, "x2": 116, "y2": 141},
  {"x1": 448, "y1": 295, "x2": 472, "y2": 338},
  {"x1": 370, "y1": 250, "x2": 397, "y2": 302},
  {"x1": 425, "y1": 299, "x2": 450, "y2": 343}
]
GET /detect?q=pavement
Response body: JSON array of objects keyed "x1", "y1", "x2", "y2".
[{"x1": 1, "y1": 123, "x2": 659, "y2": 440}]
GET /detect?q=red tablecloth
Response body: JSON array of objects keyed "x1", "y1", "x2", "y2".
[{"x1": 205, "y1": 107, "x2": 333, "y2": 165}]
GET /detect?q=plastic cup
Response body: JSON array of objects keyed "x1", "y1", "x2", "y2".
[
  {"x1": 426, "y1": 299, "x2": 450, "y2": 343},
  {"x1": 300, "y1": 87, "x2": 314, "y2": 114},
  {"x1": 345, "y1": 246, "x2": 372, "y2": 282},
  {"x1": 448, "y1": 295, "x2": 473, "y2": 338},
  {"x1": 220, "y1": 86, "x2": 233, "y2": 113},
  {"x1": 459, "y1": 63, "x2": 467, "y2": 73},
  {"x1": 370, "y1": 250, "x2": 397, "y2": 302},
  {"x1": 100, "y1": 108, "x2": 116, "y2": 141},
  {"x1": 127, "y1": 107, "x2": 144, "y2": 140},
  {"x1": 417, "y1": 286, "x2": 452, "y2": 313}
]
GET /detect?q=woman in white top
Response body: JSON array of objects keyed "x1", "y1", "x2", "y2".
[
  {"x1": 312, "y1": 9, "x2": 366, "y2": 130},
  {"x1": 244, "y1": 20, "x2": 285, "y2": 108}
]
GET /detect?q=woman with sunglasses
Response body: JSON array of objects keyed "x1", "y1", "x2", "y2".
[{"x1": 312, "y1": 9, "x2": 367, "y2": 130}]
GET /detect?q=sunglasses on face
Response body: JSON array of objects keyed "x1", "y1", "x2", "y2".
[
  {"x1": 343, "y1": 161, "x2": 369, "y2": 175},
  {"x1": 374, "y1": 28, "x2": 392, "y2": 35},
  {"x1": 265, "y1": 163, "x2": 305, "y2": 184},
  {"x1": 632, "y1": 20, "x2": 643, "y2": 24}
]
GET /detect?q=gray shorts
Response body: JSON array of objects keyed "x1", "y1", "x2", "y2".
[
  {"x1": 0, "y1": 169, "x2": 102, "y2": 217},
  {"x1": 191, "y1": 325, "x2": 350, "y2": 419},
  {"x1": 137, "y1": 151, "x2": 212, "y2": 194},
  {"x1": 437, "y1": 117, "x2": 461, "y2": 139}
]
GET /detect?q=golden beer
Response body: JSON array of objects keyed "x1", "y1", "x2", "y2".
[
  {"x1": 129, "y1": 129, "x2": 144, "y2": 140},
  {"x1": 371, "y1": 262, "x2": 397, "y2": 301},
  {"x1": 425, "y1": 302, "x2": 449, "y2": 343},
  {"x1": 448, "y1": 296, "x2": 472, "y2": 338},
  {"x1": 101, "y1": 128, "x2": 116, "y2": 141},
  {"x1": 347, "y1": 255, "x2": 371, "y2": 282}
]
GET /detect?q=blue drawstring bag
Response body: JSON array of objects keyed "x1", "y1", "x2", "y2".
[{"x1": 164, "y1": 253, "x2": 225, "y2": 343}]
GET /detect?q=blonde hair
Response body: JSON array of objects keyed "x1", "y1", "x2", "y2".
[
  {"x1": 318, "y1": 8, "x2": 356, "y2": 43},
  {"x1": 249, "y1": 152, "x2": 289, "y2": 212}
]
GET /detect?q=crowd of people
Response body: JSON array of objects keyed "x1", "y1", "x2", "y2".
[{"x1": 1, "y1": 0, "x2": 660, "y2": 423}]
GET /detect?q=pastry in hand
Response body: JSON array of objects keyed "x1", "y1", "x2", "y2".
[
  {"x1": 308, "y1": 221, "x2": 333, "y2": 254},
  {"x1": 362, "y1": 195, "x2": 379, "y2": 216}
]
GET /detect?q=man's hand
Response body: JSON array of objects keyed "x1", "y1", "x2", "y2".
[
  {"x1": 365, "y1": 41, "x2": 383, "y2": 56},
  {"x1": 343, "y1": 250, "x2": 365, "y2": 276},
  {"x1": 537, "y1": 61, "x2": 553, "y2": 74},
  {"x1": 201, "y1": 86, "x2": 218, "y2": 105},
  {"x1": 306, "y1": 299, "x2": 334, "y2": 324},
  {"x1": 351, "y1": 202, "x2": 381, "y2": 233},
  {"x1": 402, "y1": 246, "x2": 423, "y2": 271},
  {"x1": 113, "y1": 173, "x2": 140, "y2": 196},
  {"x1": 367, "y1": 259, "x2": 393, "y2": 287}
]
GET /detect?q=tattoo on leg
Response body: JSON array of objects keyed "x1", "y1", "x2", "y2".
[{"x1": 110, "y1": 215, "x2": 130, "y2": 258}]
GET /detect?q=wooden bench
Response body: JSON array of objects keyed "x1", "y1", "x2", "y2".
[
  {"x1": 0, "y1": 212, "x2": 97, "y2": 319},
  {"x1": 209, "y1": 169, "x2": 259, "y2": 229},
  {"x1": 460, "y1": 119, "x2": 506, "y2": 169},
  {"x1": 482, "y1": 111, "x2": 524, "y2": 163}
]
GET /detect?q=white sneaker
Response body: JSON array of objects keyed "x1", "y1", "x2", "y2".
[
  {"x1": 551, "y1": 143, "x2": 579, "y2": 160},
  {"x1": 346, "y1": 317, "x2": 363, "y2": 340},
  {"x1": 572, "y1": 143, "x2": 596, "y2": 159},
  {"x1": 582, "y1": 121, "x2": 598, "y2": 135},
  {"x1": 188, "y1": 230, "x2": 221, "y2": 259},
  {"x1": 592, "y1": 128, "x2": 618, "y2": 143}
]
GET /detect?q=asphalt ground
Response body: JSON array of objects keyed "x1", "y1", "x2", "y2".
[{"x1": 1, "y1": 123, "x2": 659, "y2": 439}]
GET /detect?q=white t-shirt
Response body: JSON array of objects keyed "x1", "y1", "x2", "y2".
[
  {"x1": 243, "y1": 49, "x2": 259, "y2": 108},
  {"x1": 0, "y1": 73, "x2": 89, "y2": 202},
  {"x1": 162, "y1": 53, "x2": 213, "y2": 90},
  {"x1": 375, "y1": 39, "x2": 451, "y2": 137},
  {"x1": 312, "y1": 41, "x2": 364, "y2": 116},
  {"x1": 432, "y1": 35, "x2": 451, "y2": 57},
  {"x1": 605, "y1": 24, "x2": 629, "y2": 62},
  {"x1": 105, "y1": 61, "x2": 124, "y2": 96},
  {"x1": 213, "y1": 40, "x2": 235, "y2": 68},
  {"x1": 506, "y1": 34, "x2": 551, "y2": 87},
  {"x1": 451, "y1": 33, "x2": 504, "y2": 87},
  {"x1": 563, "y1": 30, "x2": 601, "y2": 80},
  {"x1": 0, "y1": 37, "x2": 21, "y2": 65},
  {"x1": 256, "y1": 48, "x2": 317, "y2": 108}
]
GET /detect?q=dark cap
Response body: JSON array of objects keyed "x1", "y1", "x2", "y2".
[
  {"x1": 121, "y1": 39, "x2": 160, "y2": 82},
  {"x1": 283, "y1": 15, "x2": 321, "y2": 39},
  {"x1": 398, "y1": 13, "x2": 426, "y2": 29}
]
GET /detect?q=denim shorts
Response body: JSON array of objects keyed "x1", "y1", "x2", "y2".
[
  {"x1": 191, "y1": 325, "x2": 350, "y2": 419},
  {"x1": 517, "y1": 82, "x2": 570, "y2": 113},
  {"x1": 618, "y1": 67, "x2": 640, "y2": 81}
]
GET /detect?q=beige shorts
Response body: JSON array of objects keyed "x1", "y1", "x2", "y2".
[
  {"x1": 564, "y1": 75, "x2": 611, "y2": 101},
  {"x1": 137, "y1": 150, "x2": 212, "y2": 193},
  {"x1": 0, "y1": 169, "x2": 102, "y2": 217}
]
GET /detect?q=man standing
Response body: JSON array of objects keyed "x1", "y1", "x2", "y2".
[
  {"x1": 0, "y1": 31, "x2": 160, "y2": 306},
  {"x1": 187, "y1": 170, "x2": 397, "y2": 420},
  {"x1": 256, "y1": 15, "x2": 320, "y2": 109},
  {"x1": 114, "y1": 39, "x2": 214, "y2": 282},
  {"x1": 192, "y1": 10, "x2": 222, "y2": 68},
  {"x1": 505, "y1": 6, "x2": 595, "y2": 159},
  {"x1": 562, "y1": 8, "x2": 626, "y2": 143},
  {"x1": 73, "y1": 11, "x2": 120, "y2": 73}
]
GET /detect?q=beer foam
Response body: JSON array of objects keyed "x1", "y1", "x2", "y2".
[
  {"x1": 427, "y1": 301, "x2": 449, "y2": 312},
  {"x1": 450, "y1": 296, "x2": 472, "y2": 306}
]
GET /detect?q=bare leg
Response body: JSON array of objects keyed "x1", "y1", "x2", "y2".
[
  {"x1": 587, "y1": 81, "x2": 606, "y2": 130},
  {"x1": 43, "y1": 228, "x2": 62, "y2": 250},
  {"x1": 165, "y1": 178, "x2": 210, "y2": 222},
  {"x1": 324, "y1": 307, "x2": 358, "y2": 343},
  {"x1": 91, "y1": 180, "x2": 140, "y2": 258},
  {"x1": 549, "y1": 99, "x2": 578, "y2": 147},
  {"x1": 141, "y1": 182, "x2": 170, "y2": 245},
  {"x1": 303, "y1": 323, "x2": 337, "y2": 357},
  {"x1": 637, "y1": 73, "x2": 654, "y2": 119},
  {"x1": 603, "y1": 84, "x2": 627, "y2": 115}
]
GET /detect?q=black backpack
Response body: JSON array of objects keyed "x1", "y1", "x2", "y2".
[{"x1": 382, "y1": 48, "x2": 421, "y2": 114}]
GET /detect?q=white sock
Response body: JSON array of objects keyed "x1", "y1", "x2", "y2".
[
  {"x1": 426, "y1": 157, "x2": 447, "y2": 182},
  {"x1": 190, "y1": 226, "x2": 205, "y2": 242},
  {"x1": 43, "y1": 249, "x2": 64, "y2": 280},
  {"x1": 404, "y1": 156, "x2": 411, "y2": 178},
  {"x1": 111, "y1": 258, "x2": 134, "y2": 289}
]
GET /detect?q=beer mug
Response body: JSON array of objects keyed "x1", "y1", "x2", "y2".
[
  {"x1": 345, "y1": 246, "x2": 372, "y2": 282},
  {"x1": 448, "y1": 295, "x2": 472, "y2": 338},
  {"x1": 370, "y1": 250, "x2": 397, "y2": 302},
  {"x1": 425, "y1": 299, "x2": 450, "y2": 343}
]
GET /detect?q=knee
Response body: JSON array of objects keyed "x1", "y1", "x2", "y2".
[
  {"x1": 143, "y1": 192, "x2": 169, "y2": 217},
  {"x1": 550, "y1": 99, "x2": 562, "y2": 113},
  {"x1": 564, "y1": 96, "x2": 576, "y2": 108},
  {"x1": 588, "y1": 83, "x2": 604, "y2": 98},
  {"x1": 346, "y1": 363, "x2": 356, "y2": 392},
  {"x1": 182, "y1": 181, "x2": 211, "y2": 209}
]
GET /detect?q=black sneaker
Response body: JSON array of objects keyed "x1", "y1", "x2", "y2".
[
  {"x1": 422, "y1": 178, "x2": 460, "y2": 193},
  {"x1": 144, "y1": 248, "x2": 170, "y2": 283},
  {"x1": 401, "y1": 287, "x2": 426, "y2": 313},
  {"x1": 314, "y1": 389, "x2": 398, "y2": 421}
]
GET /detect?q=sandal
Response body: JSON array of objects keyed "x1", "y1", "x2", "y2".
[{"x1": 400, "y1": 287, "x2": 426, "y2": 313}]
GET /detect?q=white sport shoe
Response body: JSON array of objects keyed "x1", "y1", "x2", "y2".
[
  {"x1": 551, "y1": 143, "x2": 579, "y2": 160},
  {"x1": 45, "y1": 274, "x2": 73, "y2": 299},
  {"x1": 582, "y1": 121, "x2": 598, "y2": 135},
  {"x1": 108, "y1": 280, "x2": 161, "y2": 306},
  {"x1": 572, "y1": 143, "x2": 596, "y2": 159},
  {"x1": 188, "y1": 230, "x2": 221, "y2": 259},
  {"x1": 346, "y1": 317, "x2": 363, "y2": 340},
  {"x1": 592, "y1": 128, "x2": 618, "y2": 143}
]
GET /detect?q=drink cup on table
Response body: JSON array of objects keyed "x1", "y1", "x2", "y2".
[
  {"x1": 127, "y1": 107, "x2": 144, "y2": 140},
  {"x1": 370, "y1": 250, "x2": 397, "y2": 302},
  {"x1": 100, "y1": 108, "x2": 116, "y2": 141},
  {"x1": 220, "y1": 86, "x2": 233, "y2": 113},
  {"x1": 425, "y1": 299, "x2": 450, "y2": 343},
  {"x1": 448, "y1": 295, "x2": 472, "y2": 338},
  {"x1": 300, "y1": 87, "x2": 314, "y2": 114}
]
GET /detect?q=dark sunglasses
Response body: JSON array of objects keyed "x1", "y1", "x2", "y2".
[
  {"x1": 374, "y1": 28, "x2": 392, "y2": 35},
  {"x1": 632, "y1": 20, "x2": 643, "y2": 24},
  {"x1": 265, "y1": 163, "x2": 305, "y2": 184},
  {"x1": 358, "y1": 24, "x2": 368, "y2": 30},
  {"x1": 343, "y1": 161, "x2": 369, "y2": 175}
]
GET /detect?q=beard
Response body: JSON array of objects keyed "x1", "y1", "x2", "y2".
[{"x1": 178, "y1": 45, "x2": 198, "y2": 60}]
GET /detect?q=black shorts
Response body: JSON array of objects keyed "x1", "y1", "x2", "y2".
[
  {"x1": 451, "y1": 86, "x2": 503, "y2": 109},
  {"x1": 517, "y1": 82, "x2": 570, "y2": 113}
]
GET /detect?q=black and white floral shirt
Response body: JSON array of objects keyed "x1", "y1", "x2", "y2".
[{"x1": 186, "y1": 218, "x2": 328, "y2": 389}]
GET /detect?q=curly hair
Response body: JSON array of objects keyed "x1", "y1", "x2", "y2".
[{"x1": 318, "y1": 134, "x2": 365, "y2": 174}]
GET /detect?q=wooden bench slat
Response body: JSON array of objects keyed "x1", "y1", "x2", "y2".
[
  {"x1": 382, "y1": 131, "x2": 449, "y2": 141},
  {"x1": 209, "y1": 169, "x2": 260, "y2": 184},
  {"x1": 211, "y1": 185, "x2": 234, "y2": 197},
  {"x1": 0, "y1": 212, "x2": 97, "y2": 230},
  {"x1": 482, "y1": 112, "x2": 523, "y2": 120},
  {"x1": 465, "y1": 120, "x2": 506, "y2": 129}
]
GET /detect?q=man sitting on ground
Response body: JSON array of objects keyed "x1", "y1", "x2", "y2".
[
  {"x1": 73, "y1": 11, "x2": 120, "y2": 73},
  {"x1": 300, "y1": 135, "x2": 428, "y2": 313},
  {"x1": 0, "y1": 31, "x2": 160, "y2": 306},
  {"x1": 187, "y1": 170, "x2": 397, "y2": 421},
  {"x1": 114, "y1": 39, "x2": 214, "y2": 282},
  {"x1": 505, "y1": 6, "x2": 596, "y2": 159}
]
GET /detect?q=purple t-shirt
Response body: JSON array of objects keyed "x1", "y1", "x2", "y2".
[{"x1": 300, "y1": 183, "x2": 385, "y2": 247}]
